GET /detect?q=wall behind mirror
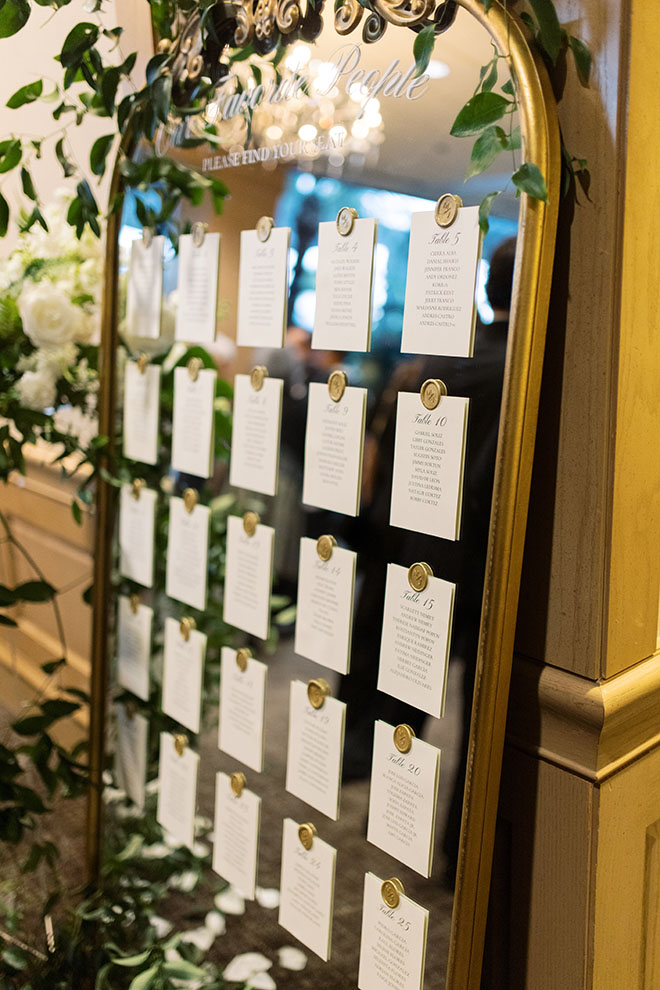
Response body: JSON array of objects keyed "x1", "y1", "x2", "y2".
[{"x1": 105, "y1": 6, "x2": 521, "y2": 988}]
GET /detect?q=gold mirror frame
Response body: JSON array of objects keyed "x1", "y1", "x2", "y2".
[{"x1": 87, "y1": 2, "x2": 560, "y2": 987}]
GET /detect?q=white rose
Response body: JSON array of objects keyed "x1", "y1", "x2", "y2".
[
  {"x1": 16, "y1": 368, "x2": 57, "y2": 410},
  {"x1": 19, "y1": 282, "x2": 83, "y2": 349},
  {"x1": 36, "y1": 342, "x2": 77, "y2": 376}
]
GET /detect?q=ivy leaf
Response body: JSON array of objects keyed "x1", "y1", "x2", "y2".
[
  {"x1": 0, "y1": 191, "x2": 8, "y2": 237},
  {"x1": 478, "y1": 190, "x2": 500, "y2": 234},
  {"x1": 20, "y1": 166, "x2": 36, "y2": 201},
  {"x1": 100, "y1": 66, "x2": 120, "y2": 115},
  {"x1": 502, "y1": 78, "x2": 515, "y2": 97},
  {"x1": 128, "y1": 967, "x2": 159, "y2": 990},
  {"x1": 0, "y1": 585, "x2": 16, "y2": 607},
  {"x1": 152, "y1": 73, "x2": 172, "y2": 124},
  {"x1": 479, "y1": 58, "x2": 498, "y2": 93},
  {"x1": 55, "y1": 138, "x2": 75, "y2": 178},
  {"x1": 60, "y1": 22, "x2": 99, "y2": 68},
  {"x1": 505, "y1": 125, "x2": 521, "y2": 150},
  {"x1": 0, "y1": 138, "x2": 22, "y2": 174},
  {"x1": 7, "y1": 79, "x2": 42, "y2": 109},
  {"x1": 161, "y1": 961, "x2": 207, "y2": 979},
  {"x1": 14, "y1": 580, "x2": 56, "y2": 602},
  {"x1": 512, "y1": 161, "x2": 548, "y2": 201},
  {"x1": 527, "y1": 0, "x2": 562, "y2": 64},
  {"x1": 111, "y1": 950, "x2": 153, "y2": 968},
  {"x1": 41, "y1": 658, "x2": 66, "y2": 675},
  {"x1": 412, "y1": 24, "x2": 435, "y2": 79},
  {"x1": 451, "y1": 92, "x2": 509, "y2": 137},
  {"x1": 71, "y1": 500, "x2": 83, "y2": 524},
  {"x1": 40, "y1": 699, "x2": 79, "y2": 719},
  {"x1": 12, "y1": 714, "x2": 52, "y2": 736},
  {"x1": 0, "y1": 0, "x2": 30, "y2": 38},
  {"x1": 568, "y1": 35, "x2": 592, "y2": 86},
  {"x1": 1, "y1": 944, "x2": 29, "y2": 971},
  {"x1": 466, "y1": 125, "x2": 507, "y2": 179},
  {"x1": 90, "y1": 134, "x2": 114, "y2": 177}
]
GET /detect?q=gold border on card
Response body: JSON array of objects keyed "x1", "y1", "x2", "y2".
[{"x1": 89, "y1": 6, "x2": 560, "y2": 990}]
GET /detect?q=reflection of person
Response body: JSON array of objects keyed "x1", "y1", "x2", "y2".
[{"x1": 340, "y1": 237, "x2": 516, "y2": 877}]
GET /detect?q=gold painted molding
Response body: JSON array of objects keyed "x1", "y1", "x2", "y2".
[{"x1": 507, "y1": 652, "x2": 660, "y2": 782}]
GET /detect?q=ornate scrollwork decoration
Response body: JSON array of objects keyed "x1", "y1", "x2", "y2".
[
  {"x1": 276, "y1": 0, "x2": 302, "y2": 34},
  {"x1": 335, "y1": 0, "x2": 364, "y2": 36},
  {"x1": 336, "y1": 0, "x2": 456, "y2": 42},
  {"x1": 363, "y1": 10, "x2": 387, "y2": 42}
]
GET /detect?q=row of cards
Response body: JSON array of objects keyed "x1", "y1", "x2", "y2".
[
  {"x1": 115, "y1": 714, "x2": 434, "y2": 989},
  {"x1": 124, "y1": 361, "x2": 470, "y2": 540},
  {"x1": 126, "y1": 205, "x2": 482, "y2": 359},
  {"x1": 119, "y1": 497, "x2": 454, "y2": 718},
  {"x1": 119, "y1": 684, "x2": 440, "y2": 880}
]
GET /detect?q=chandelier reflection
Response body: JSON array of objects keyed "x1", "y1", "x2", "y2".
[{"x1": 198, "y1": 43, "x2": 386, "y2": 175}]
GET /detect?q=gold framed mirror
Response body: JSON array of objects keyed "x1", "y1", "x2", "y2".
[{"x1": 88, "y1": 2, "x2": 559, "y2": 987}]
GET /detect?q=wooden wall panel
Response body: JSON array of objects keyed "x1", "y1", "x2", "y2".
[{"x1": 515, "y1": 0, "x2": 629, "y2": 679}]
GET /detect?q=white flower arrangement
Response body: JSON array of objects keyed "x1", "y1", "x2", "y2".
[{"x1": 0, "y1": 188, "x2": 101, "y2": 443}]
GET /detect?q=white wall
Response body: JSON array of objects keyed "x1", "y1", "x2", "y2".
[{"x1": 0, "y1": 0, "x2": 153, "y2": 250}]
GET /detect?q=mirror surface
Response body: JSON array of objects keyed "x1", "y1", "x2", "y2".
[{"x1": 106, "y1": 8, "x2": 519, "y2": 987}]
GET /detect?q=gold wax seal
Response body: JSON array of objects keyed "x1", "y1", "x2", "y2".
[
  {"x1": 381, "y1": 877, "x2": 405, "y2": 909},
  {"x1": 142, "y1": 227, "x2": 154, "y2": 248},
  {"x1": 191, "y1": 221, "x2": 206, "y2": 247},
  {"x1": 336, "y1": 206, "x2": 358, "y2": 236},
  {"x1": 327, "y1": 370, "x2": 348, "y2": 403},
  {"x1": 420, "y1": 378, "x2": 447, "y2": 411},
  {"x1": 236, "y1": 647, "x2": 251, "y2": 671},
  {"x1": 250, "y1": 365, "x2": 268, "y2": 391},
  {"x1": 180, "y1": 616, "x2": 196, "y2": 641},
  {"x1": 316, "y1": 534, "x2": 337, "y2": 561},
  {"x1": 243, "y1": 511, "x2": 260, "y2": 537},
  {"x1": 393, "y1": 724, "x2": 415, "y2": 754},
  {"x1": 129, "y1": 593, "x2": 140, "y2": 614},
  {"x1": 307, "y1": 678, "x2": 331, "y2": 710},
  {"x1": 256, "y1": 216, "x2": 274, "y2": 242},
  {"x1": 131, "y1": 478, "x2": 145, "y2": 500},
  {"x1": 230, "y1": 772, "x2": 246, "y2": 797},
  {"x1": 435, "y1": 193, "x2": 462, "y2": 228},
  {"x1": 407, "y1": 561, "x2": 433, "y2": 592},
  {"x1": 183, "y1": 487, "x2": 199, "y2": 513},
  {"x1": 187, "y1": 356, "x2": 203, "y2": 381},
  {"x1": 136, "y1": 352, "x2": 150, "y2": 374},
  {"x1": 298, "y1": 822, "x2": 317, "y2": 850},
  {"x1": 174, "y1": 733, "x2": 188, "y2": 756}
]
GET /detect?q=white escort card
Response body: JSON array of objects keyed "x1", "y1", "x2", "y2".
[
  {"x1": 377, "y1": 563, "x2": 455, "y2": 718},
  {"x1": 223, "y1": 514, "x2": 275, "y2": 640},
  {"x1": 401, "y1": 205, "x2": 481, "y2": 358},
  {"x1": 312, "y1": 214, "x2": 377, "y2": 352},
  {"x1": 294, "y1": 538, "x2": 356, "y2": 675},
  {"x1": 119, "y1": 483, "x2": 156, "y2": 588},
  {"x1": 165, "y1": 496, "x2": 210, "y2": 611},
  {"x1": 171, "y1": 365, "x2": 216, "y2": 479},
  {"x1": 157, "y1": 732, "x2": 199, "y2": 850},
  {"x1": 126, "y1": 234, "x2": 164, "y2": 340},
  {"x1": 278, "y1": 818, "x2": 337, "y2": 961},
  {"x1": 115, "y1": 704, "x2": 148, "y2": 810},
  {"x1": 212, "y1": 771, "x2": 261, "y2": 899},
  {"x1": 367, "y1": 721, "x2": 441, "y2": 877},
  {"x1": 116, "y1": 595, "x2": 152, "y2": 701},
  {"x1": 218, "y1": 647, "x2": 267, "y2": 773},
  {"x1": 175, "y1": 230, "x2": 221, "y2": 344},
  {"x1": 285, "y1": 679, "x2": 346, "y2": 820},
  {"x1": 357, "y1": 873, "x2": 429, "y2": 990},
  {"x1": 390, "y1": 390, "x2": 469, "y2": 541},
  {"x1": 236, "y1": 223, "x2": 291, "y2": 349},
  {"x1": 229, "y1": 373, "x2": 284, "y2": 496},
  {"x1": 161, "y1": 617, "x2": 206, "y2": 734},
  {"x1": 302, "y1": 382, "x2": 367, "y2": 516},
  {"x1": 123, "y1": 360, "x2": 161, "y2": 465}
]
